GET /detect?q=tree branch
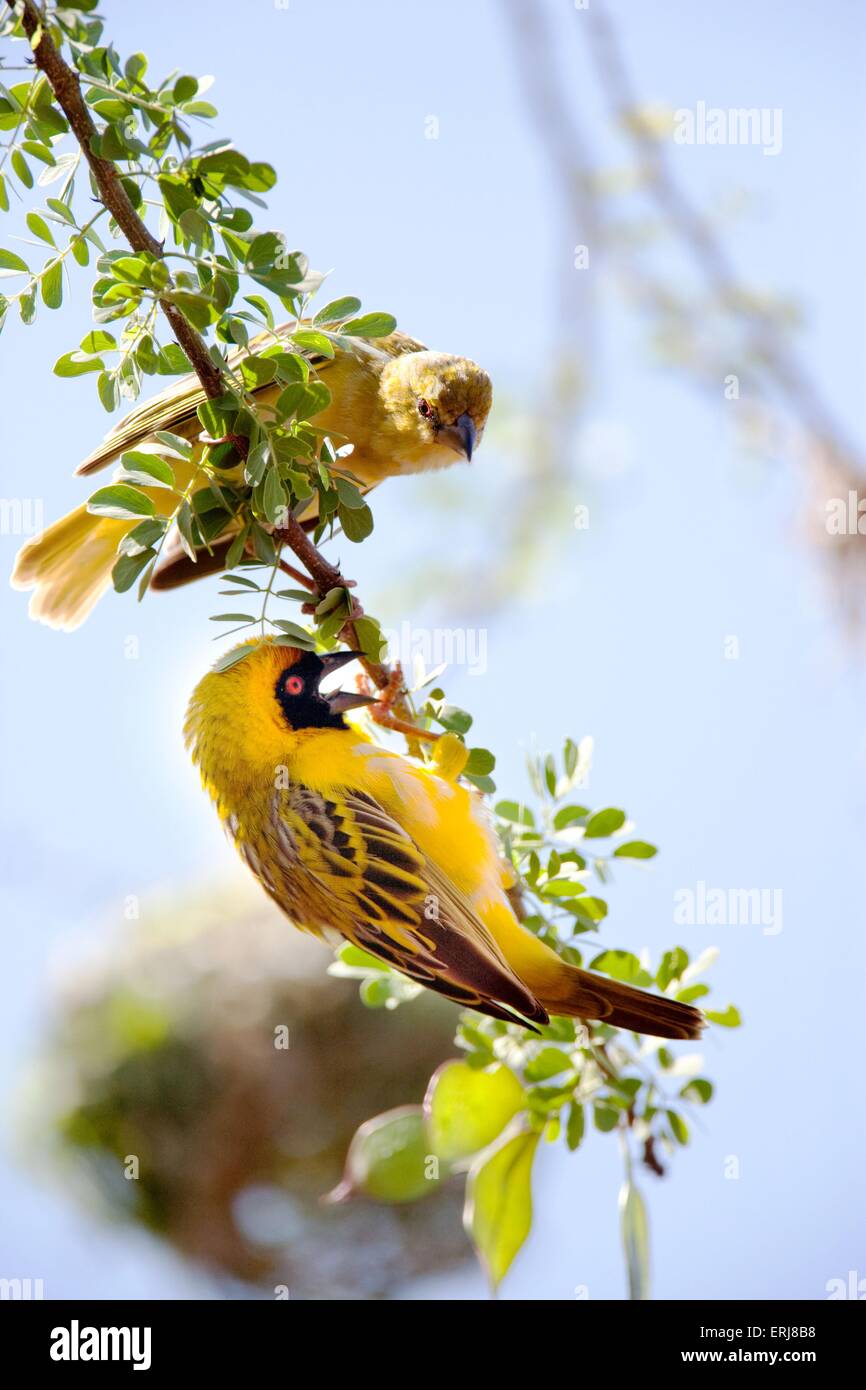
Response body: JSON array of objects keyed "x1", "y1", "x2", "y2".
[
  {"x1": 17, "y1": 0, "x2": 411, "y2": 703},
  {"x1": 18, "y1": 0, "x2": 221, "y2": 395}
]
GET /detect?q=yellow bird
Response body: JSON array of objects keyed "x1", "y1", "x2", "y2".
[
  {"x1": 11, "y1": 328, "x2": 492, "y2": 630},
  {"x1": 185, "y1": 639, "x2": 704, "y2": 1039}
]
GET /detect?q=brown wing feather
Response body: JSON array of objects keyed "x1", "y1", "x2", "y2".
[{"x1": 251, "y1": 783, "x2": 547, "y2": 1027}]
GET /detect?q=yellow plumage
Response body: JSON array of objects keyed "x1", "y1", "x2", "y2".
[
  {"x1": 185, "y1": 640, "x2": 704, "y2": 1039},
  {"x1": 12, "y1": 328, "x2": 492, "y2": 630}
]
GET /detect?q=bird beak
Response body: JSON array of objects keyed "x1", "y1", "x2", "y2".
[
  {"x1": 317, "y1": 650, "x2": 378, "y2": 713},
  {"x1": 440, "y1": 411, "x2": 477, "y2": 461}
]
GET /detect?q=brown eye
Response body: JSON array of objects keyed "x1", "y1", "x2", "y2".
[
  {"x1": 286, "y1": 675, "x2": 304, "y2": 695},
  {"x1": 418, "y1": 398, "x2": 432, "y2": 418}
]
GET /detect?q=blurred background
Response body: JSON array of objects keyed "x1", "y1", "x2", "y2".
[{"x1": 1, "y1": 0, "x2": 865, "y2": 1299}]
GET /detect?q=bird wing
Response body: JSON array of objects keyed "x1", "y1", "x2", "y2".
[
  {"x1": 257, "y1": 782, "x2": 548, "y2": 1026},
  {"x1": 75, "y1": 327, "x2": 428, "y2": 476}
]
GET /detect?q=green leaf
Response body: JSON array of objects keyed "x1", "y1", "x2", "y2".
[
  {"x1": 173, "y1": 75, "x2": 199, "y2": 103},
  {"x1": 656, "y1": 947, "x2": 689, "y2": 991},
  {"x1": 333, "y1": 1106, "x2": 439, "y2": 1204},
  {"x1": 80, "y1": 329, "x2": 116, "y2": 353},
  {"x1": 225, "y1": 527, "x2": 250, "y2": 570},
  {"x1": 334, "y1": 477, "x2": 367, "y2": 509},
  {"x1": 589, "y1": 950, "x2": 650, "y2": 985},
  {"x1": 341, "y1": 312, "x2": 397, "y2": 338},
  {"x1": 613, "y1": 840, "x2": 657, "y2": 859},
  {"x1": 675, "y1": 983, "x2": 709, "y2": 1004},
  {"x1": 680, "y1": 1078, "x2": 714, "y2": 1104},
  {"x1": 262, "y1": 467, "x2": 287, "y2": 525},
  {"x1": 87, "y1": 485, "x2": 156, "y2": 521},
  {"x1": 18, "y1": 285, "x2": 36, "y2": 324},
  {"x1": 541, "y1": 879, "x2": 586, "y2": 899},
  {"x1": 97, "y1": 371, "x2": 117, "y2": 412},
  {"x1": 464, "y1": 1130, "x2": 539, "y2": 1290},
  {"x1": 125, "y1": 52, "x2": 148, "y2": 82},
  {"x1": 435, "y1": 703, "x2": 472, "y2": 735},
  {"x1": 270, "y1": 620, "x2": 315, "y2": 646},
  {"x1": 352, "y1": 616, "x2": 386, "y2": 661},
  {"x1": 338, "y1": 499, "x2": 373, "y2": 542},
  {"x1": 667, "y1": 1110, "x2": 690, "y2": 1145},
  {"x1": 141, "y1": 434, "x2": 188, "y2": 465},
  {"x1": 268, "y1": 350, "x2": 309, "y2": 383},
  {"x1": 425, "y1": 1061, "x2": 525, "y2": 1166},
  {"x1": 566, "y1": 1101, "x2": 585, "y2": 1151},
  {"x1": 0, "y1": 249, "x2": 30, "y2": 275},
  {"x1": 593, "y1": 1104, "x2": 620, "y2": 1133},
  {"x1": 313, "y1": 295, "x2": 361, "y2": 325},
  {"x1": 704, "y1": 1004, "x2": 742, "y2": 1028},
  {"x1": 239, "y1": 354, "x2": 277, "y2": 389},
  {"x1": 156, "y1": 345, "x2": 192, "y2": 374},
  {"x1": 553, "y1": 805, "x2": 590, "y2": 830},
  {"x1": 118, "y1": 518, "x2": 168, "y2": 555},
  {"x1": 112, "y1": 547, "x2": 156, "y2": 593},
  {"x1": 212, "y1": 643, "x2": 257, "y2": 673},
  {"x1": 220, "y1": 573, "x2": 261, "y2": 591},
  {"x1": 110, "y1": 254, "x2": 151, "y2": 286},
  {"x1": 619, "y1": 1180, "x2": 651, "y2": 1301},
  {"x1": 525, "y1": 1047, "x2": 572, "y2": 1082},
  {"x1": 464, "y1": 747, "x2": 495, "y2": 776},
  {"x1": 291, "y1": 328, "x2": 334, "y2": 357},
  {"x1": 583, "y1": 807, "x2": 626, "y2": 838},
  {"x1": 495, "y1": 801, "x2": 534, "y2": 826},
  {"x1": 210, "y1": 613, "x2": 256, "y2": 624},
  {"x1": 568, "y1": 894, "x2": 608, "y2": 923},
  {"x1": 197, "y1": 397, "x2": 235, "y2": 439},
  {"x1": 26, "y1": 211, "x2": 55, "y2": 246},
  {"x1": 12, "y1": 149, "x2": 32, "y2": 188},
  {"x1": 117, "y1": 450, "x2": 176, "y2": 489},
  {"x1": 40, "y1": 259, "x2": 62, "y2": 308},
  {"x1": 54, "y1": 351, "x2": 104, "y2": 377}
]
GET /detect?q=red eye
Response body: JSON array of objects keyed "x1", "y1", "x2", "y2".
[
  {"x1": 418, "y1": 398, "x2": 432, "y2": 418},
  {"x1": 285, "y1": 675, "x2": 304, "y2": 695}
]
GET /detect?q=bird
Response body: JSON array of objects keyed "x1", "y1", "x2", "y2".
[
  {"x1": 11, "y1": 328, "x2": 492, "y2": 630},
  {"x1": 185, "y1": 639, "x2": 704, "y2": 1040}
]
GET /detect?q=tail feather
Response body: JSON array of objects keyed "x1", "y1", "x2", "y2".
[
  {"x1": 11, "y1": 504, "x2": 127, "y2": 631},
  {"x1": 539, "y1": 965, "x2": 704, "y2": 1040}
]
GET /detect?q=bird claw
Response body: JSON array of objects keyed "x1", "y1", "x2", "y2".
[{"x1": 356, "y1": 661, "x2": 405, "y2": 726}]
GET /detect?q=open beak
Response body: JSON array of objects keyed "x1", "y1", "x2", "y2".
[
  {"x1": 440, "y1": 411, "x2": 477, "y2": 462},
  {"x1": 317, "y1": 650, "x2": 378, "y2": 713}
]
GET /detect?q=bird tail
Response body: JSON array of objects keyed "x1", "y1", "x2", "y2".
[
  {"x1": 535, "y1": 963, "x2": 703, "y2": 1040},
  {"x1": 10, "y1": 504, "x2": 129, "y2": 631}
]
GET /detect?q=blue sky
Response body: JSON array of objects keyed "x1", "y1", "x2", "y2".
[{"x1": 1, "y1": 0, "x2": 864, "y2": 1299}]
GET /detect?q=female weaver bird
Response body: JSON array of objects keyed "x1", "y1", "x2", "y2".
[
  {"x1": 11, "y1": 328, "x2": 491, "y2": 630},
  {"x1": 185, "y1": 640, "x2": 704, "y2": 1039}
]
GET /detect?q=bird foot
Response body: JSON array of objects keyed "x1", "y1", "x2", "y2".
[{"x1": 370, "y1": 662, "x2": 404, "y2": 718}]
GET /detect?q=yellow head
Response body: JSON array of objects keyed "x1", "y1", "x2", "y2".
[
  {"x1": 185, "y1": 641, "x2": 373, "y2": 805},
  {"x1": 377, "y1": 351, "x2": 493, "y2": 472}
]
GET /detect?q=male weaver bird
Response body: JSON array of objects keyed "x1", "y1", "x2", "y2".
[
  {"x1": 185, "y1": 640, "x2": 704, "y2": 1039},
  {"x1": 11, "y1": 328, "x2": 491, "y2": 630}
]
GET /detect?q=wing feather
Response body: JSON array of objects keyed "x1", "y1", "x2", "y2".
[
  {"x1": 253, "y1": 783, "x2": 547, "y2": 1026},
  {"x1": 75, "y1": 327, "x2": 427, "y2": 476}
]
